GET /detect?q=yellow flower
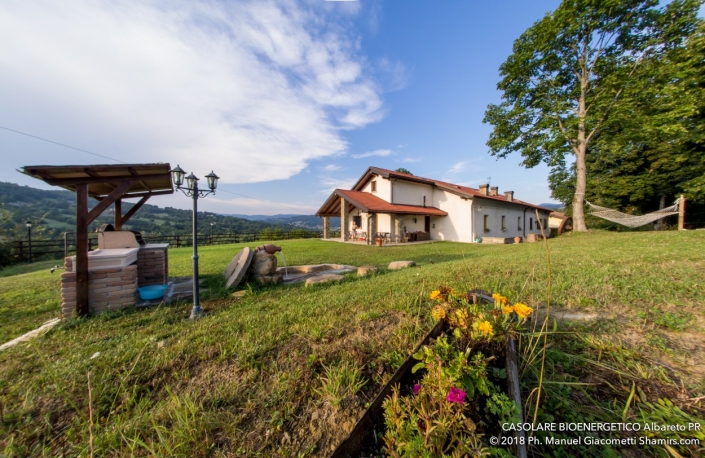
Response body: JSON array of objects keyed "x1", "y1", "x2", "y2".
[
  {"x1": 502, "y1": 305, "x2": 514, "y2": 315},
  {"x1": 492, "y1": 293, "x2": 509, "y2": 307},
  {"x1": 453, "y1": 308, "x2": 469, "y2": 327},
  {"x1": 513, "y1": 302, "x2": 534, "y2": 319},
  {"x1": 431, "y1": 305, "x2": 447, "y2": 321},
  {"x1": 478, "y1": 320, "x2": 494, "y2": 337},
  {"x1": 430, "y1": 290, "x2": 442, "y2": 300}
]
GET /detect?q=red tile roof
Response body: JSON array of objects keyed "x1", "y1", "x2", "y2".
[
  {"x1": 337, "y1": 190, "x2": 447, "y2": 215},
  {"x1": 362, "y1": 166, "x2": 551, "y2": 212}
]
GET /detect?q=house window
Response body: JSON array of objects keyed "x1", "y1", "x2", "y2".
[
  {"x1": 530, "y1": 218, "x2": 533, "y2": 230},
  {"x1": 501, "y1": 215, "x2": 506, "y2": 231},
  {"x1": 484, "y1": 215, "x2": 490, "y2": 232},
  {"x1": 517, "y1": 217, "x2": 522, "y2": 230},
  {"x1": 371, "y1": 181, "x2": 377, "y2": 192}
]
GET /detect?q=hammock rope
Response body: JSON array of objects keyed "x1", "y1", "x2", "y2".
[{"x1": 586, "y1": 200, "x2": 680, "y2": 228}]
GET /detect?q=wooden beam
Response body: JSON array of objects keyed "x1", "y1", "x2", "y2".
[
  {"x1": 114, "y1": 199, "x2": 122, "y2": 230},
  {"x1": 86, "y1": 181, "x2": 132, "y2": 225},
  {"x1": 119, "y1": 190, "x2": 173, "y2": 199},
  {"x1": 678, "y1": 195, "x2": 686, "y2": 230},
  {"x1": 120, "y1": 195, "x2": 150, "y2": 226},
  {"x1": 45, "y1": 173, "x2": 170, "y2": 186},
  {"x1": 75, "y1": 183, "x2": 89, "y2": 316}
]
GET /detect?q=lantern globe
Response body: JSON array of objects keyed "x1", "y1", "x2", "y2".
[{"x1": 170, "y1": 165, "x2": 186, "y2": 187}]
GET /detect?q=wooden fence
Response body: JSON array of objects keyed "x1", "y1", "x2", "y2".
[{"x1": 2, "y1": 230, "x2": 341, "y2": 264}]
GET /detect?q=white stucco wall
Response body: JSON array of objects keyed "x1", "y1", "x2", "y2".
[
  {"x1": 391, "y1": 179, "x2": 434, "y2": 207},
  {"x1": 361, "y1": 175, "x2": 392, "y2": 201},
  {"x1": 431, "y1": 190, "x2": 474, "y2": 242},
  {"x1": 472, "y1": 199, "x2": 551, "y2": 239}
]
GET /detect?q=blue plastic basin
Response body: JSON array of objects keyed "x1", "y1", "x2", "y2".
[{"x1": 138, "y1": 285, "x2": 168, "y2": 300}]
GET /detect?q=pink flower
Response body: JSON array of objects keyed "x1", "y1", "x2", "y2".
[
  {"x1": 446, "y1": 387, "x2": 466, "y2": 404},
  {"x1": 413, "y1": 384, "x2": 421, "y2": 394}
]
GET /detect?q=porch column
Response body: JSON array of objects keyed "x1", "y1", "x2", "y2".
[
  {"x1": 368, "y1": 213, "x2": 377, "y2": 245},
  {"x1": 394, "y1": 216, "x2": 402, "y2": 242},
  {"x1": 322, "y1": 216, "x2": 330, "y2": 239},
  {"x1": 341, "y1": 197, "x2": 350, "y2": 241}
]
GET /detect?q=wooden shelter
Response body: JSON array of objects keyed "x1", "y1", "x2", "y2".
[{"x1": 20, "y1": 163, "x2": 174, "y2": 316}]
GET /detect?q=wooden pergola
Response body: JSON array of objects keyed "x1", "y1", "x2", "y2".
[{"x1": 21, "y1": 163, "x2": 174, "y2": 316}]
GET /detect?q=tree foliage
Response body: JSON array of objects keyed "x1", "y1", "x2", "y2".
[
  {"x1": 395, "y1": 167, "x2": 413, "y2": 175},
  {"x1": 550, "y1": 21, "x2": 705, "y2": 225},
  {"x1": 484, "y1": 0, "x2": 702, "y2": 231}
]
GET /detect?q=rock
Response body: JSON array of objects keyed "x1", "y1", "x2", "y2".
[
  {"x1": 388, "y1": 260, "x2": 416, "y2": 270},
  {"x1": 305, "y1": 274, "x2": 344, "y2": 287},
  {"x1": 249, "y1": 252, "x2": 278, "y2": 277},
  {"x1": 253, "y1": 275, "x2": 283, "y2": 285},
  {"x1": 231, "y1": 290, "x2": 248, "y2": 299},
  {"x1": 224, "y1": 247, "x2": 254, "y2": 289},
  {"x1": 357, "y1": 266, "x2": 379, "y2": 276},
  {"x1": 157, "y1": 339, "x2": 167, "y2": 348}
]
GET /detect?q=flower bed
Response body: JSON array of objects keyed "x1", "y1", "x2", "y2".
[{"x1": 330, "y1": 289, "x2": 531, "y2": 458}]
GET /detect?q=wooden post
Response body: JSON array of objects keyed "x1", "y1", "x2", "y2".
[
  {"x1": 678, "y1": 195, "x2": 686, "y2": 230},
  {"x1": 76, "y1": 184, "x2": 89, "y2": 316},
  {"x1": 114, "y1": 198, "x2": 122, "y2": 230}
]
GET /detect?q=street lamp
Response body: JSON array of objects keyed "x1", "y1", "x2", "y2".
[
  {"x1": 170, "y1": 165, "x2": 220, "y2": 319},
  {"x1": 25, "y1": 220, "x2": 33, "y2": 264}
]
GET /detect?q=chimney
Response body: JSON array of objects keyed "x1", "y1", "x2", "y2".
[
  {"x1": 479, "y1": 184, "x2": 489, "y2": 196},
  {"x1": 504, "y1": 191, "x2": 514, "y2": 202},
  {"x1": 490, "y1": 186, "x2": 498, "y2": 196}
]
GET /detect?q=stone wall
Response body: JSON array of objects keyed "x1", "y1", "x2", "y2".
[
  {"x1": 61, "y1": 257, "x2": 138, "y2": 318},
  {"x1": 137, "y1": 248, "x2": 168, "y2": 287}
]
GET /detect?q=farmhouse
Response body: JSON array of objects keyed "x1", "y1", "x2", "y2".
[{"x1": 316, "y1": 167, "x2": 552, "y2": 244}]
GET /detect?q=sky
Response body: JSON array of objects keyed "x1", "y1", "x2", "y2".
[{"x1": 0, "y1": 0, "x2": 568, "y2": 215}]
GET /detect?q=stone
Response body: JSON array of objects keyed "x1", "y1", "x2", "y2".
[
  {"x1": 388, "y1": 260, "x2": 416, "y2": 270},
  {"x1": 231, "y1": 290, "x2": 248, "y2": 299},
  {"x1": 224, "y1": 247, "x2": 253, "y2": 279},
  {"x1": 225, "y1": 248, "x2": 254, "y2": 289},
  {"x1": 357, "y1": 266, "x2": 379, "y2": 276},
  {"x1": 305, "y1": 274, "x2": 344, "y2": 287},
  {"x1": 157, "y1": 340, "x2": 167, "y2": 349},
  {"x1": 253, "y1": 275, "x2": 283, "y2": 285},
  {"x1": 249, "y1": 252, "x2": 278, "y2": 277}
]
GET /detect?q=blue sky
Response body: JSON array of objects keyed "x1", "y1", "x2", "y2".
[{"x1": 0, "y1": 0, "x2": 566, "y2": 214}]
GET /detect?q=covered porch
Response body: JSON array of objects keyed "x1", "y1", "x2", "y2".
[{"x1": 316, "y1": 189, "x2": 447, "y2": 245}]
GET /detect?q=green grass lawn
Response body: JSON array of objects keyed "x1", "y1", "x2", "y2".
[{"x1": 0, "y1": 231, "x2": 704, "y2": 457}]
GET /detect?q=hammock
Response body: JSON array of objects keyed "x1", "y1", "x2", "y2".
[{"x1": 586, "y1": 200, "x2": 680, "y2": 228}]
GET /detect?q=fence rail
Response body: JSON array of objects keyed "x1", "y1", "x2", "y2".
[{"x1": 1, "y1": 230, "x2": 341, "y2": 264}]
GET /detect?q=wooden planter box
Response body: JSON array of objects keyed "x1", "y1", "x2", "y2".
[{"x1": 330, "y1": 291, "x2": 527, "y2": 458}]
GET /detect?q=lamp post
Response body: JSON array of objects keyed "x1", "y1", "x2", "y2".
[
  {"x1": 170, "y1": 165, "x2": 220, "y2": 319},
  {"x1": 25, "y1": 220, "x2": 33, "y2": 264}
]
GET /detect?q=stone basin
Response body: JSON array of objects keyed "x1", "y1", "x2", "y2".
[{"x1": 275, "y1": 264, "x2": 356, "y2": 284}]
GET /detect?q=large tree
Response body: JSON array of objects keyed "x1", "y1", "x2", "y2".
[
  {"x1": 549, "y1": 21, "x2": 705, "y2": 220},
  {"x1": 483, "y1": 0, "x2": 702, "y2": 231}
]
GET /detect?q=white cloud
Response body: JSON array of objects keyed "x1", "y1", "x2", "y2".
[
  {"x1": 447, "y1": 161, "x2": 467, "y2": 174},
  {"x1": 402, "y1": 157, "x2": 421, "y2": 163},
  {"x1": 322, "y1": 164, "x2": 342, "y2": 171},
  {"x1": 351, "y1": 148, "x2": 392, "y2": 159},
  {"x1": 198, "y1": 195, "x2": 318, "y2": 215},
  {"x1": 319, "y1": 176, "x2": 357, "y2": 193},
  {"x1": 0, "y1": 0, "x2": 385, "y2": 184}
]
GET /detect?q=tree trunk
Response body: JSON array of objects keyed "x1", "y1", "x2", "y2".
[{"x1": 572, "y1": 144, "x2": 588, "y2": 231}]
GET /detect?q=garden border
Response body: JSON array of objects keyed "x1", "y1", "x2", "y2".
[{"x1": 329, "y1": 289, "x2": 527, "y2": 458}]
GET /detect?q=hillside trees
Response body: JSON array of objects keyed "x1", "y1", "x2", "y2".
[{"x1": 484, "y1": 0, "x2": 702, "y2": 231}]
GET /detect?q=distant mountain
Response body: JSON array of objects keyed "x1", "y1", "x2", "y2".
[
  {"x1": 539, "y1": 203, "x2": 565, "y2": 211},
  {"x1": 0, "y1": 181, "x2": 288, "y2": 240},
  {"x1": 223, "y1": 213, "x2": 340, "y2": 230}
]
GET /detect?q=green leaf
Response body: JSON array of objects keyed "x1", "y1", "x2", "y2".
[{"x1": 411, "y1": 362, "x2": 426, "y2": 374}]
